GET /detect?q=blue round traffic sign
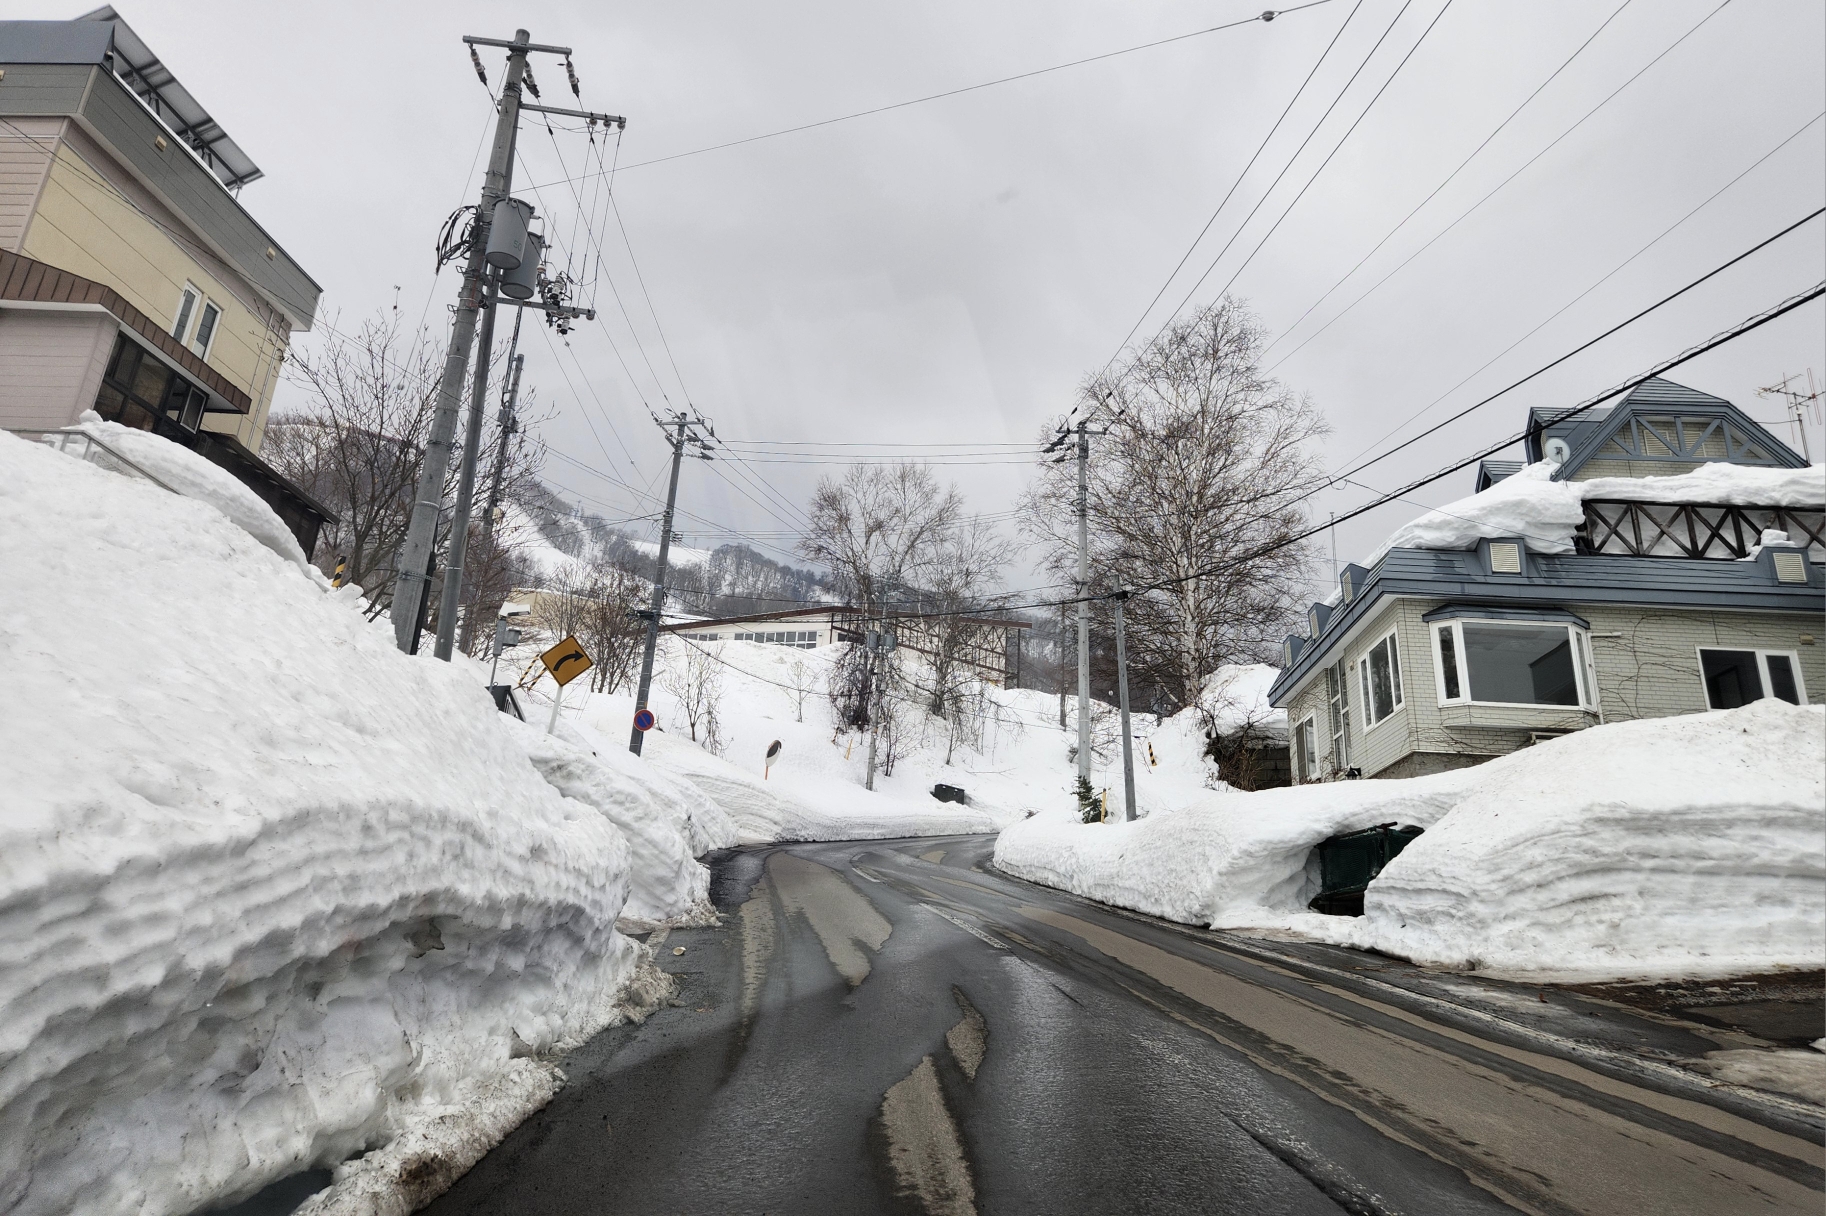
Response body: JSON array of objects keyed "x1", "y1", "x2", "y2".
[{"x1": 633, "y1": 708, "x2": 656, "y2": 732}]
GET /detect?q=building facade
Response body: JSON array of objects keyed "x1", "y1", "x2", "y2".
[
  {"x1": 1269, "y1": 378, "x2": 1824, "y2": 783},
  {"x1": 0, "y1": 10, "x2": 331, "y2": 554},
  {"x1": 662, "y1": 605, "x2": 1032, "y2": 686}
]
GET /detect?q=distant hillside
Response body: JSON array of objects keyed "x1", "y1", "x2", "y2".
[{"x1": 514, "y1": 480, "x2": 835, "y2": 616}]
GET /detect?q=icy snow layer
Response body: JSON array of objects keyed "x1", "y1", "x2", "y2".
[
  {"x1": 996, "y1": 701, "x2": 1826, "y2": 980},
  {"x1": 1365, "y1": 459, "x2": 1825, "y2": 565},
  {"x1": 76, "y1": 412, "x2": 320, "y2": 577},
  {"x1": 502, "y1": 717, "x2": 732, "y2": 924},
  {"x1": 0, "y1": 432, "x2": 645, "y2": 1215}
]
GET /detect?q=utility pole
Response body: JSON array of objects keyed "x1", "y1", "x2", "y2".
[
  {"x1": 394, "y1": 31, "x2": 532, "y2": 655},
  {"x1": 1112, "y1": 591, "x2": 1136, "y2": 822},
  {"x1": 393, "y1": 29, "x2": 615, "y2": 656},
  {"x1": 1041, "y1": 418, "x2": 1105, "y2": 785},
  {"x1": 629, "y1": 411, "x2": 715, "y2": 754},
  {"x1": 1057, "y1": 601, "x2": 1068, "y2": 730},
  {"x1": 458, "y1": 310, "x2": 525, "y2": 654},
  {"x1": 435, "y1": 283, "x2": 499, "y2": 659}
]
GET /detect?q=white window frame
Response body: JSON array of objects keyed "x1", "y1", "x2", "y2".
[
  {"x1": 1431, "y1": 619, "x2": 1598, "y2": 711},
  {"x1": 1295, "y1": 714, "x2": 1319, "y2": 783},
  {"x1": 172, "y1": 283, "x2": 200, "y2": 342},
  {"x1": 1695, "y1": 646, "x2": 1809, "y2": 709},
  {"x1": 190, "y1": 297, "x2": 223, "y2": 359},
  {"x1": 1357, "y1": 628, "x2": 1405, "y2": 731}
]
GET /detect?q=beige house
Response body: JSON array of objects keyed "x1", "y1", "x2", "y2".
[
  {"x1": 0, "y1": 9, "x2": 329, "y2": 553},
  {"x1": 1270, "y1": 379, "x2": 1823, "y2": 782}
]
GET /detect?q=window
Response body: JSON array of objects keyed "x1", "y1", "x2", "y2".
[
  {"x1": 1357, "y1": 630, "x2": 1403, "y2": 729},
  {"x1": 1432, "y1": 619, "x2": 1596, "y2": 710},
  {"x1": 94, "y1": 333, "x2": 206, "y2": 434},
  {"x1": 1325, "y1": 661, "x2": 1349, "y2": 772},
  {"x1": 191, "y1": 299, "x2": 221, "y2": 357},
  {"x1": 1698, "y1": 648, "x2": 1808, "y2": 709},
  {"x1": 681, "y1": 632, "x2": 722, "y2": 642},
  {"x1": 172, "y1": 284, "x2": 199, "y2": 342},
  {"x1": 1295, "y1": 715, "x2": 1318, "y2": 783},
  {"x1": 734, "y1": 629, "x2": 817, "y2": 649}
]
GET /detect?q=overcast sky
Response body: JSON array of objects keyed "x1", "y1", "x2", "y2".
[{"x1": 112, "y1": 0, "x2": 1826, "y2": 602}]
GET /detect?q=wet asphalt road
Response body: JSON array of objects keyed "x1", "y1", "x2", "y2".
[{"x1": 424, "y1": 835, "x2": 1824, "y2": 1215}]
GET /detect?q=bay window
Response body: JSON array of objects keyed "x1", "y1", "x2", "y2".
[
  {"x1": 1357, "y1": 629, "x2": 1404, "y2": 729},
  {"x1": 1431, "y1": 617, "x2": 1597, "y2": 710}
]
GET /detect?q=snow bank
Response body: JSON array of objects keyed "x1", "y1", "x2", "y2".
[
  {"x1": 0, "y1": 432, "x2": 651, "y2": 1214},
  {"x1": 1342, "y1": 700, "x2": 1826, "y2": 976},
  {"x1": 501, "y1": 719, "x2": 732, "y2": 925},
  {"x1": 996, "y1": 702, "x2": 1825, "y2": 980},
  {"x1": 996, "y1": 771, "x2": 1472, "y2": 927},
  {"x1": 76, "y1": 412, "x2": 317, "y2": 576},
  {"x1": 1366, "y1": 460, "x2": 1824, "y2": 565}
]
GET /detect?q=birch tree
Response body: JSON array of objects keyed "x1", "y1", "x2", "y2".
[{"x1": 1020, "y1": 297, "x2": 1325, "y2": 711}]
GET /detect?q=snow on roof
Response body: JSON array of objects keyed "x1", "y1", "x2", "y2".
[
  {"x1": 1200, "y1": 663, "x2": 1287, "y2": 735},
  {"x1": 1363, "y1": 459, "x2": 1824, "y2": 569}
]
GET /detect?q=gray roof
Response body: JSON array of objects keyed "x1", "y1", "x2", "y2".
[
  {"x1": 1268, "y1": 543, "x2": 1822, "y2": 706},
  {"x1": 1524, "y1": 376, "x2": 1802, "y2": 471},
  {"x1": 0, "y1": 11, "x2": 261, "y2": 189},
  {"x1": 1474, "y1": 459, "x2": 1523, "y2": 491},
  {"x1": 0, "y1": 21, "x2": 318, "y2": 328}
]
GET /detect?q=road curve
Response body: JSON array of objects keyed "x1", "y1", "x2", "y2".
[{"x1": 424, "y1": 835, "x2": 1824, "y2": 1216}]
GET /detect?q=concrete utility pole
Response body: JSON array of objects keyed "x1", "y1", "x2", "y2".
[
  {"x1": 1074, "y1": 424, "x2": 1092, "y2": 787},
  {"x1": 394, "y1": 31, "x2": 533, "y2": 655},
  {"x1": 1112, "y1": 591, "x2": 1136, "y2": 822},
  {"x1": 436, "y1": 284, "x2": 500, "y2": 659},
  {"x1": 629, "y1": 412, "x2": 715, "y2": 754},
  {"x1": 393, "y1": 29, "x2": 614, "y2": 657},
  {"x1": 1041, "y1": 417, "x2": 1105, "y2": 783},
  {"x1": 458, "y1": 310, "x2": 525, "y2": 655}
]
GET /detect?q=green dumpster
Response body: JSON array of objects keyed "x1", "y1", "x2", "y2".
[{"x1": 1307, "y1": 823, "x2": 1423, "y2": 916}]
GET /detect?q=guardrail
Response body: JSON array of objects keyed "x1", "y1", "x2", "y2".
[{"x1": 7, "y1": 427, "x2": 178, "y2": 493}]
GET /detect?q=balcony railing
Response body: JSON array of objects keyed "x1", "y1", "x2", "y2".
[{"x1": 1580, "y1": 500, "x2": 1825, "y2": 562}]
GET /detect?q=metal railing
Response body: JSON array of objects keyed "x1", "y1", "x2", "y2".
[{"x1": 7, "y1": 427, "x2": 177, "y2": 493}]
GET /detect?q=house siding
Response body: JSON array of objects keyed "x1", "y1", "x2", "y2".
[
  {"x1": 0, "y1": 306, "x2": 114, "y2": 429},
  {"x1": 0, "y1": 117, "x2": 60, "y2": 252},
  {"x1": 1284, "y1": 597, "x2": 1823, "y2": 780},
  {"x1": 19, "y1": 136, "x2": 287, "y2": 448}
]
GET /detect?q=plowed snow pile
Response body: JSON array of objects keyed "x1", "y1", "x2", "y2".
[
  {"x1": 0, "y1": 430, "x2": 683, "y2": 1214},
  {"x1": 996, "y1": 701, "x2": 1825, "y2": 978}
]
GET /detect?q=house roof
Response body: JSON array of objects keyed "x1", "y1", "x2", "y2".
[
  {"x1": 1474, "y1": 459, "x2": 1523, "y2": 491},
  {"x1": 1267, "y1": 542, "x2": 1821, "y2": 707},
  {"x1": 1524, "y1": 377, "x2": 1804, "y2": 474}
]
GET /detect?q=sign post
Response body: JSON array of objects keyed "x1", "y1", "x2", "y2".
[{"x1": 538, "y1": 635, "x2": 594, "y2": 735}]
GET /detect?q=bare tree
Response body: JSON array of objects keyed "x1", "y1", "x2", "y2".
[
  {"x1": 663, "y1": 641, "x2": 725, "y2": 753},
  {"x1": 787, "y1": 656, "x2": 817, "y2": 723},
  {"x1": 798, "y1": 463, "x2": 964, "y2": 612},
  {"x1": 1021, "y1": 297, "x2": 1326, "y2": 711},
  {"x1": 267, "y1": 311, "x2": 542, "y2": 623},
  {"x1": 921, "y1": 514, "x2": 1017, "y2": 722}
]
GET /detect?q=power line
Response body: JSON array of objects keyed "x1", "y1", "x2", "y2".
[
  {"x1": 1159, "y1": 0, "x2": 1457, "y2": 335},
  {"x1": 1260, "y1": 0, "x2": 1636, "y2": 357},
  {"x1": 1099, "y1": 0, "x2": 1368, "y2": 371},
  {"x1": 519, "y1": 2, "x2": 1340, "y2": 187},
  {"x1": 1334, "y1": 110, "x2": 1826, "y2": 474},
  {"x1": 1325, "y1": 208, "x2": 1825, "y2": 487},
  {"x1": 1264, "y1": 0, "x2": 1739, "y2": 371}
]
